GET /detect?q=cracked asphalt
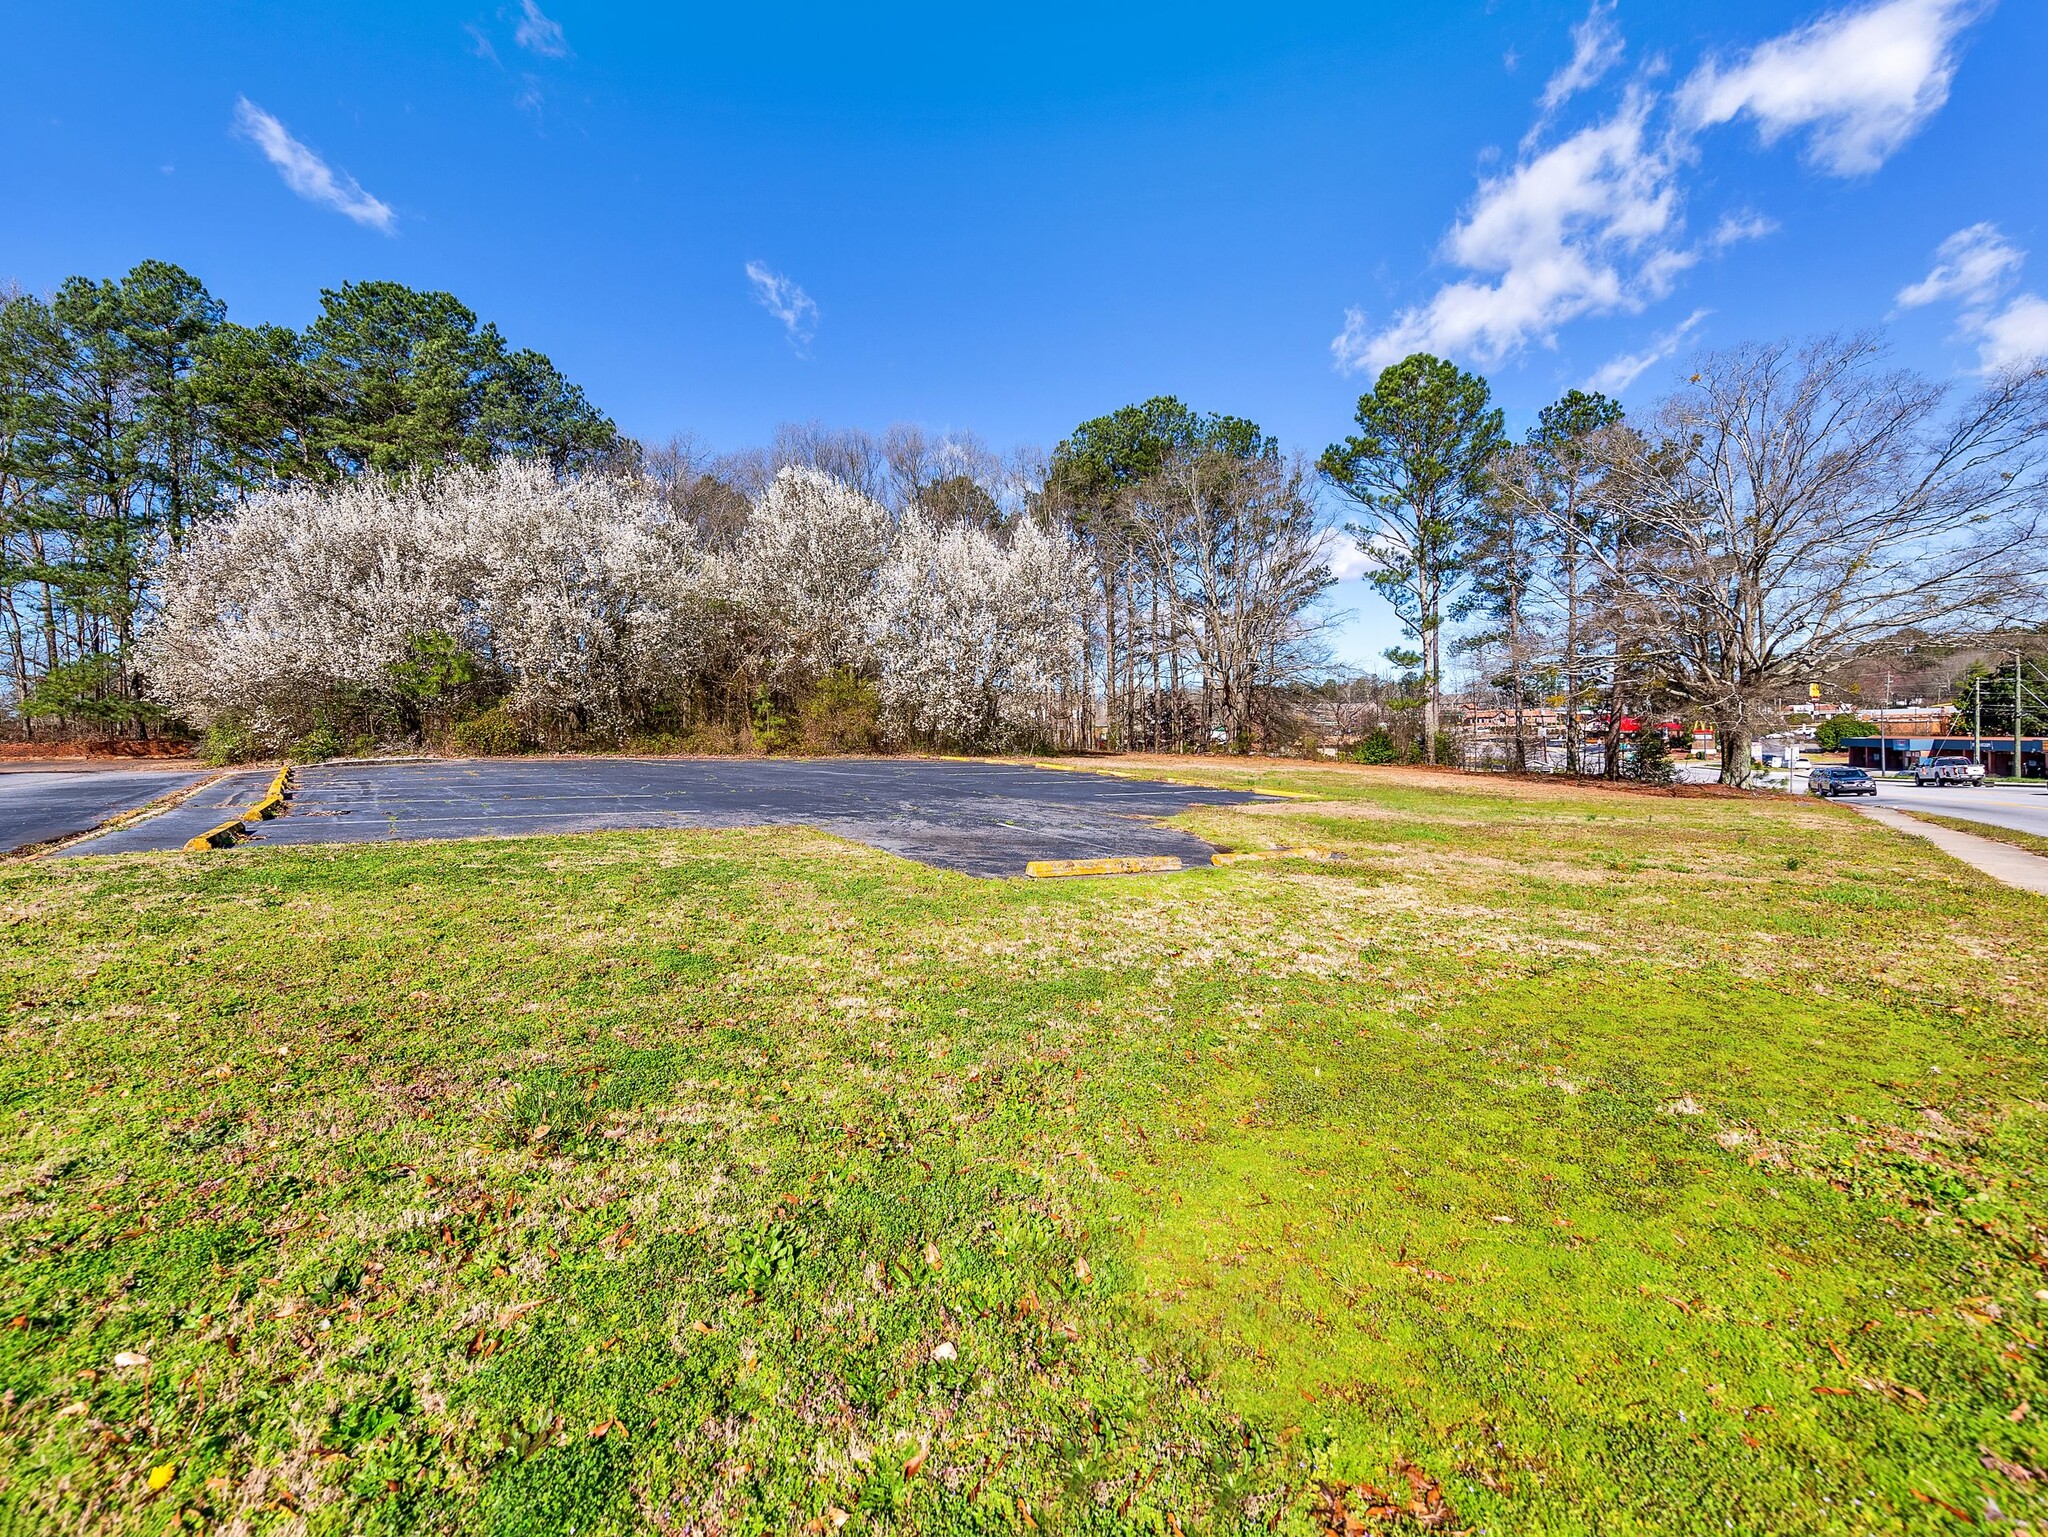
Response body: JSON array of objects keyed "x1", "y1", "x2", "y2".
[
  {"x1": 61, "y1": 757, "x2": 1270, "y2": 876},
  {"x1": 0, "y1": 762, "x2": 211, "y2": 854}
]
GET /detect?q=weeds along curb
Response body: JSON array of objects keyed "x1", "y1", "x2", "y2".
[
  {"x1": 1025, "y1": 854, "x2": 1184, "y2": 879},
  {"x1": 183, "y1": 766, "x2": 293, "y2": 852}
]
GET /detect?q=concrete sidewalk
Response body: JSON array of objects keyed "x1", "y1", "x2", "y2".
[{"x1": 1855, "y1": 803, "x2": 2048, "y2": 897}]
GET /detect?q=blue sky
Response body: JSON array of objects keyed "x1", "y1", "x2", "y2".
[{"x1": 4, "y1": 1, "x2": 2043, "y2": 665}]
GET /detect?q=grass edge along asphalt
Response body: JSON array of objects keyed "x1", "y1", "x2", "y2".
[{"x1": 0, "y1": 762, "x2": 2043, "y2": 1535}]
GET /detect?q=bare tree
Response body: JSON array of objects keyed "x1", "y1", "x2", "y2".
[
  {"x1": 640, "y1": 433, "x2": 753, "y2": 550},
  {"x1": 1132, "y1": 450, "x2": 1332, "y2": 751},
  {"x1": 1608, "y1": 336, "x2": 2048, "y2": 783}
]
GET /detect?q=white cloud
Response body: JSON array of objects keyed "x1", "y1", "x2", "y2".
[
  {"x1": 231, "y1": 98, "x2": 394, "y2": 234},
  {"x1": 745, "y1": 261, "x2": 819, "y2": 353},
  {"x1": 1335, "y1": 90, "x2": 1687, "y2": 375},
  {"x1": 514, "y1": 0, "x2": 571, "y2": 58},
  {"x1": 1331, "y1": 0, "x2": 1984, "y2": 377},
  {"x1": 1585, "y1": 308, "x2": 1710, "y2": 394},
  {"x1": 464, "y1": 23, "x2": 499, "y2": 64},
  {"x1": 1710, "y1": 210, "x2": 1779, "y2": 248},
  {"x1": 1979, "y1": 295, "x2": 2048, "y2": 371},
  {"x1": 1898, "y1": 223, "x2": 2048, "y2": 372},
  {"x1": 1679, "y1": 0, "x2": 1984, "y2": 175},
  {"x1": 1540, "y1": 2, "x2": 1624, "y2": 114},
  {"x1": 1319, "y1": 527, "x2": 1376, "y2": 584},
  {"x1": 1895, "y1": 221, "x2": 2023, "y2": 309}
]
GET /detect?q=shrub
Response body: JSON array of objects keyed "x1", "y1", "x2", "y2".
[
  {"x1": 1351, "y1": 728, "x2": 1397, "y2": 765},
  {"x1": 202, "y1": 718, "x2": 260, "y2": 765},
  {"x1": 750, "y1": 691, "x2": 795, "y2": 754},
  {"x1": 449, "y1": 705, "x2": 521, "y2": 758},
  {"x1": 799, "y1": 670, "x2": 881, "y2": 754},
  {"x1": 1624, "y1": 727, "x2": 1677, "y2": 785},
  {"x1": 680, "y1": 719, "x2": 747, "y2": 755},
  {"x1": 288, "y1": 726, "x2": 343, "y2": 763}
]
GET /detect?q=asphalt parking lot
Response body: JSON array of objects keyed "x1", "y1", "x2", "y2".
[
  {"x1": 63, "y1": 757, "x2": 1272, "y2": 876},
  {"x1": 0, "y1": 761, "x2": 211, "y2": 854}
]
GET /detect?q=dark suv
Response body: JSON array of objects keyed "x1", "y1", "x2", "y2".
[{"x1": 1807, "y1": 766, "x2": 1876, "y2": 798}]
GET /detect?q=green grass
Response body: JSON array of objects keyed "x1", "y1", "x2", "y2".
[
  {"x1": 1, "y1": 762, "x2": 2044, "y2": 1535},
  {"x1": 1897, "y1": 808, "x2": 2048, "y2": 859}
]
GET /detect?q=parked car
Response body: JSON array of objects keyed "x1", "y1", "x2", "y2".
[
  {"x1": 1912, "y1": 754, "x2": 1986, "y2": 787},
  {"x1": 1807, "y1": 766, "x2": 1877, "y2": 798}
]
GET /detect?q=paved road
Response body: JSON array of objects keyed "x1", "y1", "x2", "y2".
[
  {"x1": 0, "y1": 761, "x2": 210, "y2": 853},
  {"x1": 1799, "y1": 774, "x2": 2048, "y2": 839},
  {"x1": 64, "y1": 757, "x2": 1272, "y2": 877}
]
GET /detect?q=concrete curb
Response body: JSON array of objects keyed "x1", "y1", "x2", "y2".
[
  {"x1": 183, "y1": 766, "x2": 293, "y2": 852},
  {"x1": 1026, "y1": 854, "x2": 1184, "y2": 879},
  {"x1": 1210, "y1": 847, "x2": 1338, "y2": 865}
]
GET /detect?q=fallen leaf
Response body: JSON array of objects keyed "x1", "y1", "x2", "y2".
[
  {"x1": 924, "y1": 1241, "x2": 942, "y2": 1270},
  {"x1": 691, "y1": 1320, "x2": 716, "y2": 1335},
  {"x1": 496, "y1": 1300, "x2": 545, "y2": 1328},
  {"x1": 1073, "y1": 1257, "x2": 1092, "y2": 1283},
  {"x1": 113, "y1": 1352, "x2": 149, "y2": 1369},
  {"x1": 1396, "y1": 1262, "x2": 1458, "y2": 1283},
  {"x1": 1812, "y1": 1386, "x2": 1853, "y2": 1397},
  {"x1": 55, "y1": 1401, "x2": 88, "y2": 1417},
  {"x1": 1980, "y1": 1449, "x2": 2039, "y2": 1485},
  {"x1": 147, "y1": 1464, "x2": 176, "y2": 1492},
  {"x1": 903, "y1": 1447, "x2": 928, "y2": 1479},
  {"x1": 1912, "y1": 1489, "x2": 1976, "y2": 1523},
  {"x1": 932, "y1": 1341, "x2": 957, "y2": 1361},
  {"x1": 2012, "y1": 1401, "x2": 2031, "y2": 1423}
]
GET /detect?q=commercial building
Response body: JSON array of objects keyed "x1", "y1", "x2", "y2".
[{"x1": 1842, "y1": 736, "x2": 2045, "y2": 777}]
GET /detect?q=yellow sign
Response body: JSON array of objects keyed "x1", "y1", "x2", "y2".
[{"x1": 1809, "y1": 683, "x2": 1821, "y2": 698}]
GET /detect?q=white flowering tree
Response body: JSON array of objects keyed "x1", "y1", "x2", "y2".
[
  {"x1": 872, "y1": 512, "x2": 1086, "y2": 749},
  {"x1": 141, "y1": 460, "x2": 714, "y2": 746},
  {"x1": 142, "y1": 455, "x2": 1087, "y2": 754},
  {"x1": 729, "y1": 466, "x2": 892, "y2": 686}
]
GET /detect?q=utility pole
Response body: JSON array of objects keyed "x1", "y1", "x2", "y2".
[
  {"x1": 1975, "y1": 674, "x2": 1983, "y2": 772},
  {"x1": 2018, "y1": 650, "x2": 2030, "y2": 781},
  {"x1": 1879, "y1": 668, "x2": 1892, "y2": 777}
]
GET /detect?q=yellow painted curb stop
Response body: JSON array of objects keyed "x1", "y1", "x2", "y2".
[
  {"x1": 247, "y1": 765, "x2": 292, "y2": 819},
  {"x1": 1210, "y1": 846, "x2": 1338, "y2": 865},
  {"x1": 1026, "y1": 855, "x2": 1184, "y2": 879},
  {"x1": 184, "y1": 818, "x2": 246, "y2": 852},
  {"x1": 1250, "y1": 788, "x2": 1318, "y2": 800},
  {"x1": 183, "y1": 766, "x2": 293, "y2": 851}
]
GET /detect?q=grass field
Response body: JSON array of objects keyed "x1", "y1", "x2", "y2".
[{"x1": 2, "y1": 760, "x2": 2044, "y2": 1536}]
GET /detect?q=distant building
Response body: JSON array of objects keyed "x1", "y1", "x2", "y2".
[{"x1": 1842, "y1": 735, "x2": 2044, "y2": 777}]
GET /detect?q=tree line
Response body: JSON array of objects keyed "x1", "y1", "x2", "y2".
[
  {"x1": 6, "y1": 257, "x2": 2045, "y2": 778},
  {"x1": 1321, "y1": 341, "x2": 2046, "y2": 782}
]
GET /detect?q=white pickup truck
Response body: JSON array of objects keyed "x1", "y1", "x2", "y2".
[{"x1": 1912, "y1": 754, "x2": 1986, "y2": 787}]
